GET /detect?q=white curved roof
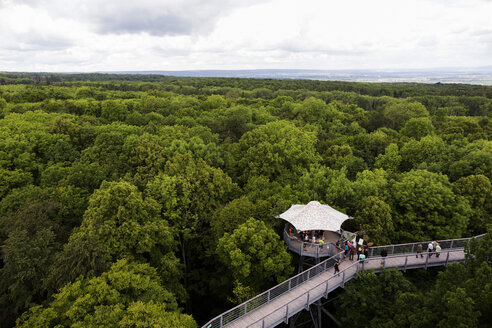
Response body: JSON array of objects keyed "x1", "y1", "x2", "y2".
[{"x1": 277, "y1": 201, "x2": 351, "y2": 231}]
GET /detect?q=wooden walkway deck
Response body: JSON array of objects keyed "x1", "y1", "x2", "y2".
[
  {"x1": 203, "y1": 235, "x2": 484, "y2": 328},
  {"x1": 229, "y1": 250, "x2": 464, "y2": 328}
]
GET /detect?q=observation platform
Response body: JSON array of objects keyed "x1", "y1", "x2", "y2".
[{"x1": 283, "y1": 227, "x2": 340, "y2": 258}]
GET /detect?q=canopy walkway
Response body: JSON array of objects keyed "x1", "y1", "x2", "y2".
[{"x1": 203, "y1": 234, "x2": 484, "y2": 328}]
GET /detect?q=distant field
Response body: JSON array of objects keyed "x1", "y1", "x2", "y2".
[{"x1": 110, "y1": 68, "x2": 492, "y2": 85}]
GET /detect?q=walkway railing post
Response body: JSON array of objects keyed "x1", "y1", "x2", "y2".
[
  {"x1": 342, "y1": 272, "x2": 346, "y2": 288},
  {"x1": 220, "y1": 316, "x2": 223, "y2": 327},
  {"x1": 288, "y1": 279, "x2": 291, "y2": 291},
  {"x1": 404, "y1": 255, "x2": 408, "y2": 272},
  {"x1": 425, "y1": 253, "x2": 429, "y2": 269},
  {"x1": 391, "y1": 245, "x2": 395, "y2": 255},
  {"x1": 316, "y1": 245, "x2": 319, "y2": 258},
  {"x1": 325, "y1": 281, "x2": 329, "y2": 298},
  {"x1": 445, "y1": 251, "x2": 450, "y2": 266},
  {"x1": 450, "y1": 240, "x2": 453, "y2": 249},
  {"x1": 370, "y1": 247, "x2": 374, "y2": 257},
  {"x1": 411, "y1": 244, "x2": 415, "y2": 253},
  {"x1": 262, "y1": 319, "x2": 265, "y2": 328},
  {"x1": 244, "y1": 303, "x2": 247, "y2": 315},
  {"x1": 267, "y1": 291, "x2": 270, "y2": 303}
]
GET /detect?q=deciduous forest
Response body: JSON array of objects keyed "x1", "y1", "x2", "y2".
[{"x1": 0, "y1": 72, "x2": 491, "y2": 327}]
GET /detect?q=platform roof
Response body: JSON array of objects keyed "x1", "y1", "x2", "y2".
[{"x1": 277, "y1": 201, "x2": 351, "y2": 232}]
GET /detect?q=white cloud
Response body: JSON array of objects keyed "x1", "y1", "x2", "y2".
[{"x1": 0, "y1": 0, "x2": 490, "y2": 71}]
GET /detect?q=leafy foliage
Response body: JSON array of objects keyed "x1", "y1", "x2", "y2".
[{"x1": 0, "y1": 74, "x2": 490, "y2": 326}]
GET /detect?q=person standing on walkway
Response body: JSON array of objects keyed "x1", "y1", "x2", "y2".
[
  {"x1": 349, "y1": 246, "x2": 355, "y2": 261},
  {"x1": 334, "y1": 259, "x2": 340, "y2": 275},
  {"x1": 435, "y1": 242, "x2": 441, "y2": 258},
  {"x1": 380, "y1": 248, "x2": 388, "y2": 265},
  {"x1": 427, "y1": 241, "x2": 434, "y2": 258},
  {"x1": 416, "y1": 244, "x2": 423, "y2": 258}
]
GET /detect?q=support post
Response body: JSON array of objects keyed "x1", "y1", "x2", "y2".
[
  {"x1": 445, "y1": 251, "x2": 450, "y2": 266},
  {"x1": 306, "y1": 293, "x2": 310, "y2": 310},
  {"x1": 317, "y1": 300, "x2": 322, "y2": 328},
  {"x1": 342, "y1": 272, "x2": 346, "y2": 288},
  {"x1": 425, "y1": 253, "x2": 429, "y2": 270},
  {"x1": 284, "y1": 305, "x2": 289, "y2": 324},
  {"x1": 262, "y1": 319, "x2": 265, "y2": 328},
  {"x1": 325, "y1": 281, "x2": 329, "y2": 298},
  {"x1": 404, "y1": 255, "x2": 408, "y2": 272}
]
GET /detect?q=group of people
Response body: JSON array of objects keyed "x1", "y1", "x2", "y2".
[
  {"x1": 295, "y1": 230, "x2": 325, "y2": 248},
  {"x1": 333, "y1": 239, "x2": 444, "y2": 276},
  {"x1": 333, "y1": 240, "x2": 370, "y2": 275},
  {"x1": 416, "y1": 240, "x2": 441, "y2": 258},
  {"x1": 335, "y1": 240, "x2": 369, "y2": 261}
]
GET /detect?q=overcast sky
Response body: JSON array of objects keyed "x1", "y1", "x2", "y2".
[{"x1": 0, "y1": 0, "x2": 491, "y2": 72}]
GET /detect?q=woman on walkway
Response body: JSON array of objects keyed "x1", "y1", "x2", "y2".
[
  {"x1": 435, "y1": 242, "x2": 441, "y2": 258},
  {"x1": 416, "y1": 244, "x2": 423, "y2": 258},
  {"x1": 333, "y1": 259, "x2": 340, "y2": 275}
]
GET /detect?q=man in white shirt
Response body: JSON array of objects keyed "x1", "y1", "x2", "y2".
[{"x1": 427, "y1": 242, "x2": 434, "y2": 257}]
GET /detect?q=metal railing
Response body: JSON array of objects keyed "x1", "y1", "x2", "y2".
[
  {"x1": 368, "y1": 234, "x2": 485, "y2": 257},
  {"x1": 283, "y1": 228, "x2": 336, "y2": 258},
  {"x1": 202, "y1": 234, "x2": 485, "y2": 328}
]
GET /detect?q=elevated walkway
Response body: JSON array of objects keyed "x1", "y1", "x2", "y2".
[{"x1": 203, "y1": 234, "x2": 484, "y2": 328}]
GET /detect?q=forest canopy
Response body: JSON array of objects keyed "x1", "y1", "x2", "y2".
[{"x1": 0, "y1": 73, "x2": 490, "y2": 327}]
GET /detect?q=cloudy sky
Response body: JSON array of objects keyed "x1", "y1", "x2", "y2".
[{"x1": 0, "y1": 0, "x2": 491, "y2": 72}]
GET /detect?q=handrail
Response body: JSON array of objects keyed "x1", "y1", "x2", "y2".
[
  {"x1": 202, "y1": 234, "x2": 485, "y2": 328},
  {"x1": 244, "y1": 247, "x2": 469, "y2": 328},
  {"x1": 367, "y1": 234, "x2": 486, "y2": 257},
  {"x1": 283, "y1": 228, "x2": 335, "y2": 258}
]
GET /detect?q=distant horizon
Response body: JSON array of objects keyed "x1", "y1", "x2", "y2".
[
  {"x1": 4, "y1": 65, "x2": 492, "y2": 74},
  {"x1": 4, "y1": 67, "x2": 492, "y2": 85}
]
